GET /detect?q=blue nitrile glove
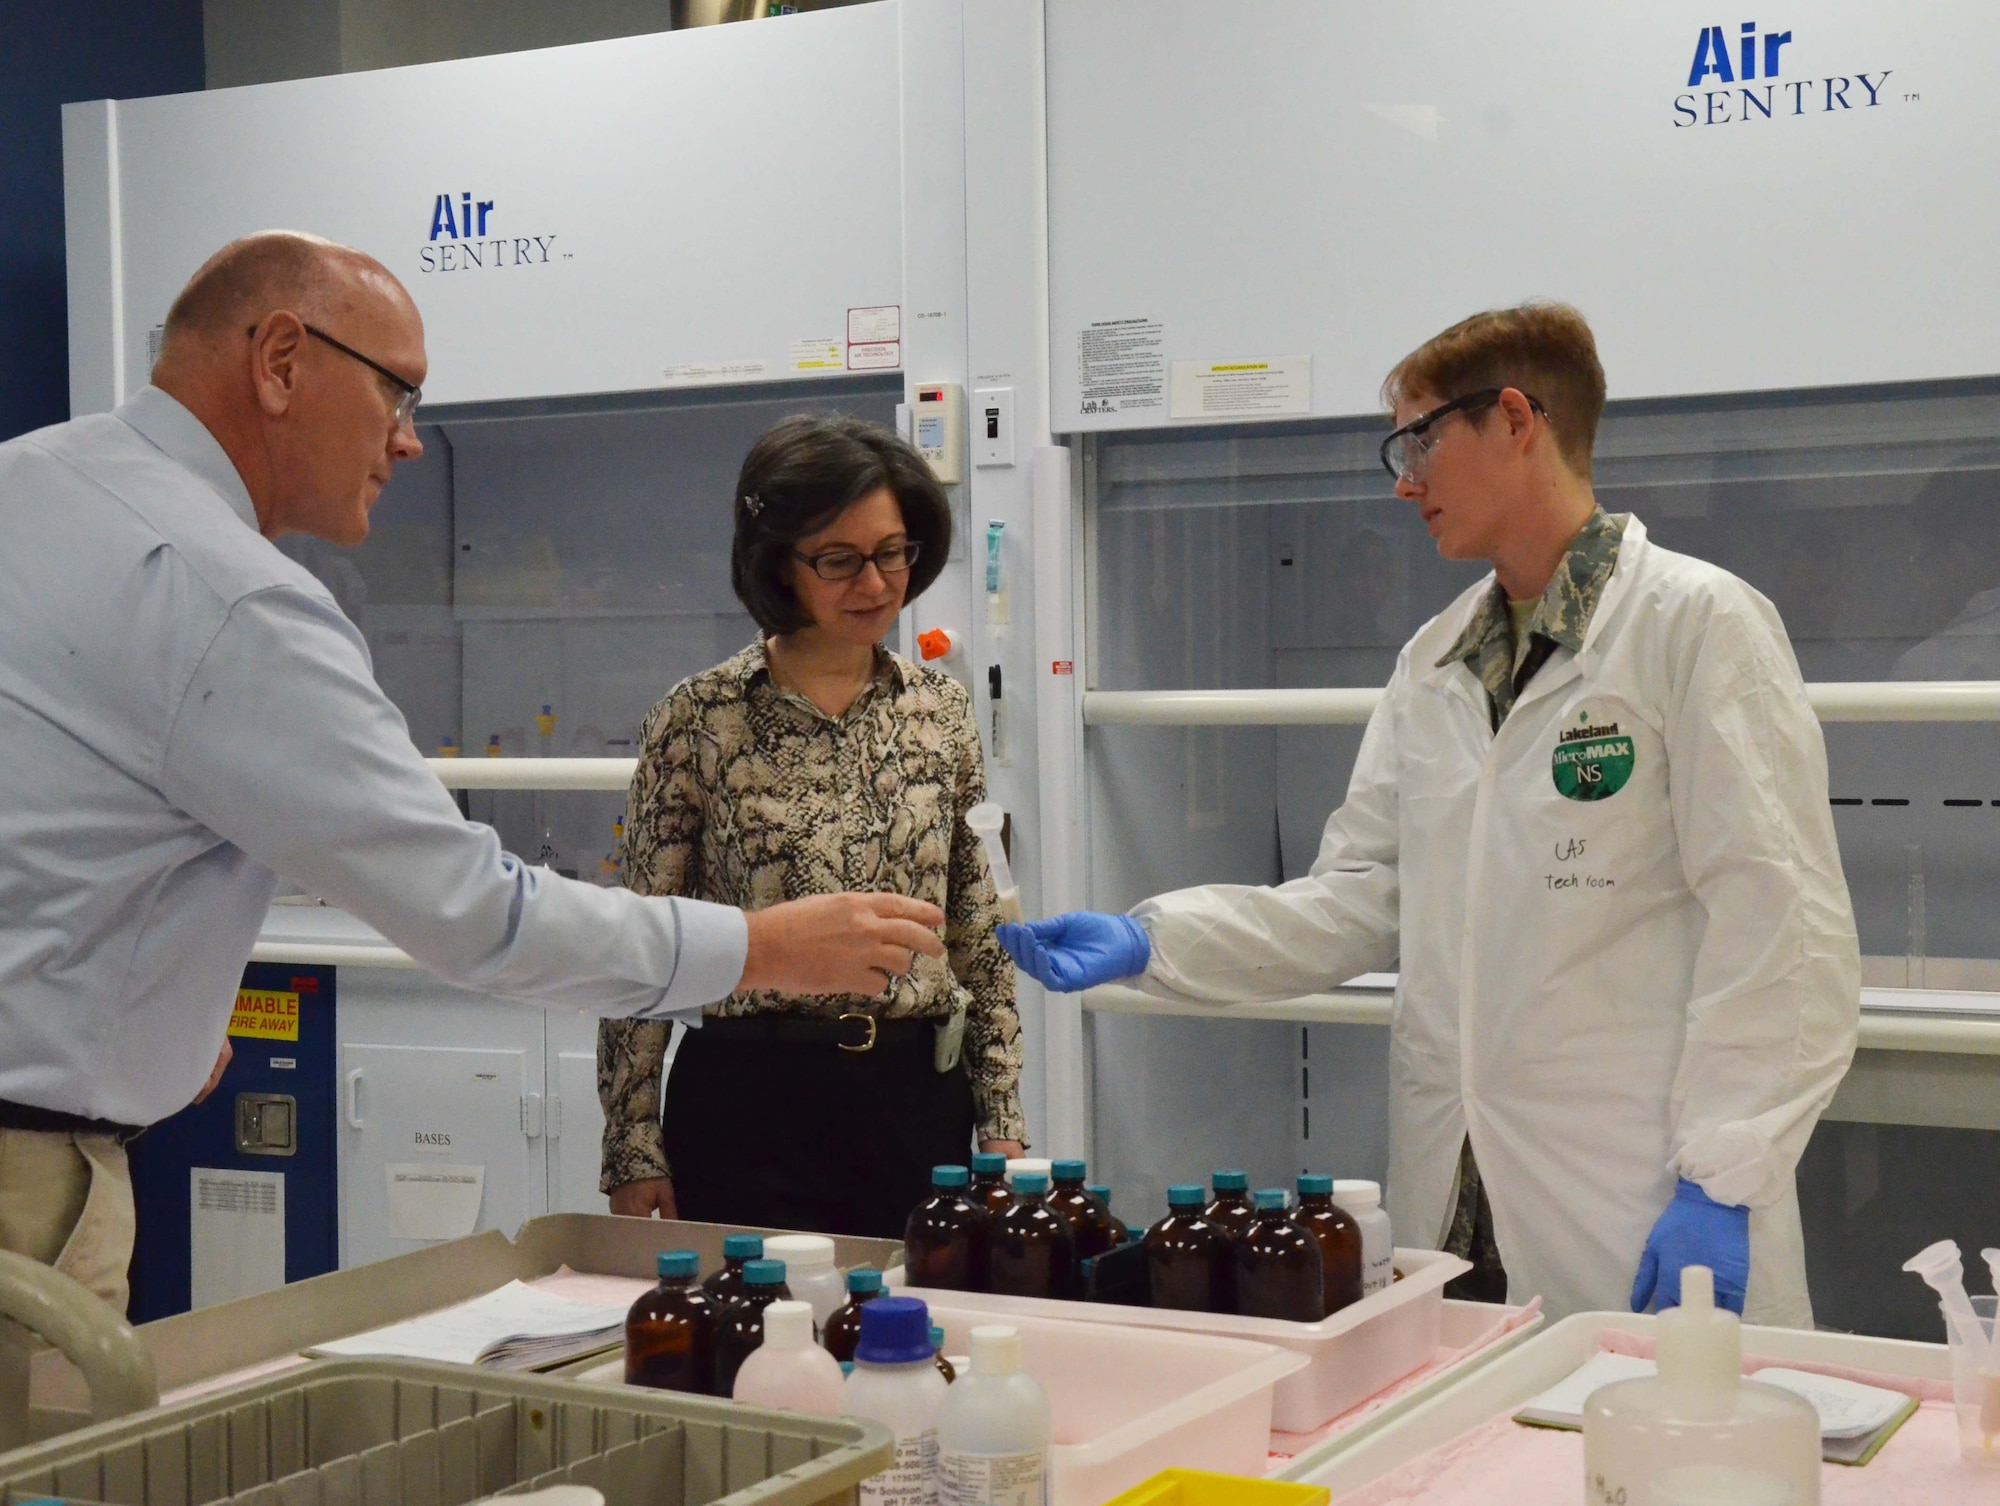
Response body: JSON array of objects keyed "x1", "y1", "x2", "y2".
[
  {"x1": 1630, "y1": 1178, "x2": 1751, "y2": 1314},
  {"x1": 996, "y1": 912, "x2": 1151, "y2": 992}
]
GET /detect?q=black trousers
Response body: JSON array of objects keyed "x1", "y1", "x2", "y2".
[{"x1": 662, "y1": 1024, "x2": 976, "y2": 1240}]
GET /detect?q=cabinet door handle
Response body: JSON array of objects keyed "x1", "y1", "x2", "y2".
[{"x1": 344, "y1": 1068, "x2": 364, "y2": 1129}]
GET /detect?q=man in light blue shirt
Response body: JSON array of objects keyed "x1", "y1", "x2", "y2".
[{"x1": 0, "y1": 231, "x2": 944, "y2": 1307}]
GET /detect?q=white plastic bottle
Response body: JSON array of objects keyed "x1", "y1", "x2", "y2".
[
  {"x1": 1331, "y1": 1179, "x2": 1393, "y2": 1296},
  {"x1": 844, "y1": 1296, "x2": 950, "y2": 1506},
  {"x1": 937, "y1": 1325, "x2": 1051, "y2": 1506},
  {"x1": 732, "y1": 1300, "x2": 846, "y2": 1416},
  {"x1": 1583, "y1": 1267, "x2": 1819, "y2": 1505},
  {"x1": 765, "y1": 1234, "x2": 846, "y2": 1329}
]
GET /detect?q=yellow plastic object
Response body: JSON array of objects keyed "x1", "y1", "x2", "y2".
[{"x1": 1099, "y1": 1468, "x2": 1329, "y2": 1506}]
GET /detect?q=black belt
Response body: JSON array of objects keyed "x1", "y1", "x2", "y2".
[
  {"x1": 0, "y1": 1099, "x2": 145, "y2": 1142},
  {"x1": 700, "y1": 1013, "x2": 936, "y2": 1054}
]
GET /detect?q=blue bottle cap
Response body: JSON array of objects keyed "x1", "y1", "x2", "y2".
[
  {"x1": 1012, "y1": 1171, "x2": 1049, "y2": 1195},
  {"x1": 932, "y1": 1164, "x2": 971, "y2": 1189},
  {"x1": 722, "y1": 1234, "x2": 764, "y2": 1260},
  {"x1": 855, "y1": 1296, "x2": 935, "y2": 1364},
  {"x1": 970, "y1": 1152, "x2": 1008, "y2": 1176},
  {"x1": 1087, "y1": 1184, "x2": 1112, "y2": 1201},
  {"x1": 1212, "y1": 1170, "x2": 1250, "y2": 1193},
  {"x1": 1167, "y1": 1183, "x2": 1206, "y2": 1207},
  {"x1": 656, "y1": 1250, "x2": 699, "y2": 1279},
  {"x1": 1253, "y1": 1188, "x2": 1288, "y2": 1211},
  {"x1": 743, "y1": 1258, "x2": 787, "y2": 1286},
  {"x1": 1051, "y1": 1159, "x2": 1088, "y2": 1183},
  {"x1": 847, "y1": 1267, "x2": 885, "y2": 1294},
  {"x1": 1297, "y1": 1174, "x2": 1334, "y2": 1196}
]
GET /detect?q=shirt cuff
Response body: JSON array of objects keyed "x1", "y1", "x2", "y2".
[
  {"x1": 974, "y1": 1085, "x2": 1029, "y2": 1149},
  {"x1": 637, "y1": 897, "x2": 746, "y2": 1018}
]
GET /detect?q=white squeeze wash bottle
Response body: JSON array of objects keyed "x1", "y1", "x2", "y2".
[
  {"x1": 844, "y1": 1296, "x2": 950, "y2": 1506},
  {"x1": 731, "y1": 1300, "x2": 845, "y2": 1416},
  {"x1": 1582, "y1": 1266, "x2": 1820, "y2": 1505},
  {"x1": 938, "y1": 1324, "x2": 1051, "y2": 1506}
]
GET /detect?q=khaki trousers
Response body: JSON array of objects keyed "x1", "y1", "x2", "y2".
[{"x1": 0, "y1": 1129, "x2": 134, "y2": 1315}]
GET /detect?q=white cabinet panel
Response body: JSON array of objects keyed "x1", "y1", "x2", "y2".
[
  {"x1": 546, "y1": 1012, "x2": 610, "y2": 1217},
  {"x1": 338, "y1": 1041, "x2": 541, "y2": 1268},
  {"x1": 332, "y1": 967, "x2": 550, "y2": 1269}
]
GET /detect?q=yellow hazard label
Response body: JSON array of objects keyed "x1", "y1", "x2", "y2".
[{"x1": 229, "y1": 989, "x2": 301, "y2": 1041}]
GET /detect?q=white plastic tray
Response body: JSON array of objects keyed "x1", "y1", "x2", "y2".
[
  {"x1": 570, "y1": 1304, "x2": 1305, "y2": 1506},
  {"x1": 1289, "y1": 1311, "x2": 1957, "y2": 1500},
  {"x1": 888, "y1": 1247, "x2": 1469, "y2": 1431}
]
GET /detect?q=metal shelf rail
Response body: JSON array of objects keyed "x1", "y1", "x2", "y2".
[{"x1": 246, "y1": 680, "x2": 2000, "y2": 1059}]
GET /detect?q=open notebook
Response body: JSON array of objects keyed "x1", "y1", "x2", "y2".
[{"x1": 308, "y1": 1280, "x2": 629, "y2": 1371}]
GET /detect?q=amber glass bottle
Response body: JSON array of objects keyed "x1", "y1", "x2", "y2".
[
  {"x1": 821, "y1": 1267, "x2": 885, "y2": 1363},
  {"x1": 1143, "y1": 1184, "x2": 1232, "y2": 1312},
  {"x1": 903, "y1": 1164, "x2": 991, "y2": 1290},
  {"x1": 1295, "y1": 1174, "x2": 1365, "y2": 1316},
  {"x1": 987, "y1": 1171, "x2": 1079, "y2": 1299},
  {"x1": 1047, "y1": 1159, "x2": 1128, "y2": 1261},
  {"x1": 970, "y1": 1151, "x2": 1016, "y2": 1221},
  {"x1": 714, "y1": 1258, "x2": 792, "y2": 1396},
  {"x1": 701, "y1": 1232, "x2": 765, "y2": 1304},
  {"x1": 625, "y1": 1249, "x2": 719, "y2": 1393},
  {"x1": 1203, "y1": 1170, "x2": 1257, "y2": 1243},
  {"x1": 1234, "y1": 1189, "x2": 1324, "y2": 1321}
]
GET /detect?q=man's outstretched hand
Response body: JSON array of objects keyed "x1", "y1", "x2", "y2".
[{"x1": 738, "y1": 892, "x2": 945, "y2": 995}]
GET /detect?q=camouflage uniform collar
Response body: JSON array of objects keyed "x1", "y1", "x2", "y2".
[
  {"x1": 1436, "y1": 508, "x2": 1627, "y2": 672},
  {"x1": 1434, "y1": 509, "x2": 1627, "y2": 725}
]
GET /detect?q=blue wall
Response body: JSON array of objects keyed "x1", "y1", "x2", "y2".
[{"x1": 0, "y1": 2, "x2": 205, "y2": 441}]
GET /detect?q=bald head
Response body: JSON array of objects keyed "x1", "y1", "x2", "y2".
[
  {"x1": 156, "y1": 230, "x2": 414, "y2": 370},
  {"x1": 152, "y1": 230, "x2": 427, "y2": 547}
]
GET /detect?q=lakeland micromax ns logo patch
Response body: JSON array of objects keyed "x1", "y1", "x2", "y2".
[
  {"x1": 1672, "y1": 22, "x2": 1901, "y2": 128},
  {"x1": 418, "y1": 191, "x2": 563, "y2": 273}
]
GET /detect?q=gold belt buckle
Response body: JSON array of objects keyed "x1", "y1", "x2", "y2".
[{"x1": 837, "y1": 1012, "x2": 878, "y2": 1053}]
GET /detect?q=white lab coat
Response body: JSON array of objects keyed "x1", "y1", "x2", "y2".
[{"x1": 1132, "y1": 516, "x2": 1859, "y2": 1324}]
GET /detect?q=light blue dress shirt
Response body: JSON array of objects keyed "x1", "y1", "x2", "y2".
[{"x1": 0, "y1": 388, "x2": 745, "y2": 1124}]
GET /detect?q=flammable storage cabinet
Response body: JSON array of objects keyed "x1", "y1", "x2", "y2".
[
  {"x1": 1037, "y1": 2, "x2": 2000, "y2": 1341},
  {"x1": 127, "y1": 964, "x2": 338, "y2": 1322},
  {"x1": 63, "y1": 0, "x2": 1052, "y2": 1260}
]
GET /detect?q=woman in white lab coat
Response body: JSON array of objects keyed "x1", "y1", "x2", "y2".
[{"x1": 1004, "y1": 304, "x2": 1861, "y2": 1324}]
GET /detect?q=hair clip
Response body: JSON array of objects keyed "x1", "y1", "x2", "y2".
[{"x1": 739, "y1": 492, "x2": 763, "y2": 518}]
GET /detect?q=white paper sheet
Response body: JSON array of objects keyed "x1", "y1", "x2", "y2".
[
  {"x1": 190, "y1": 1168, "x2": 286, "y2": 1311},
  {"x1": 385, "y1": 1162, "x2": 484, "y2": 1241},
  {"x1": 308, "y1": 1279, "x2": 628, "y2": 1368}
]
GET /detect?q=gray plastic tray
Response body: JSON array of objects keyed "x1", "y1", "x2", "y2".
[
  {"x1": 0, "y1": 1356, "x2": 892, "y2": 1506},
  {"x1": 29, "y1": 1218, "x2": 900, "y2": 1435}
]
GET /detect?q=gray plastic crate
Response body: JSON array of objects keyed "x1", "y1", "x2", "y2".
[{"x1": 0, "y1": 1358, "x2": 891, "y2": 1506}]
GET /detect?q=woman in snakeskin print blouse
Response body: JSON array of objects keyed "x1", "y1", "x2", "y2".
[{"x1": 597, "y1": 413, "x2": 1025, "y2": 1238}]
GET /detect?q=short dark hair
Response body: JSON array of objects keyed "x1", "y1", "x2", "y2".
[
  {"x1": 1381, "y1": 301, "x2": 1607, "y2": 478},
  {"x1": 730, "y1": 413, "x2": 952, "y2": 635}
]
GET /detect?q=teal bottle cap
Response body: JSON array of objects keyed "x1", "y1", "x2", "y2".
[
  {"x1": 932, "y1": 1164, "x2": 971, "y2": 1189},
  {"x1": 1167, "y1": 1183, "x2": 1206, "y2": 1207},
  {"x1": 847, "y1": 1267, "x2": 885, "y2": 1294},
  {"x1": 722, "y1": 1234, "x2": 764, "y2": 1260},
  {"x1": 1087, "y1": 1184, "x2": 1112, "y2": 1201},
  {"x1": 1297, "y1": 1173, "x2": 1334, "y2": 1196},
  {"x1": 656, "y1": 1250, "x2": 699, "y2": 1279},
  {"x1": 1012, "y1": 1171, "x2": 1050, "y2": 1195},
  {"x1": 971, "y1": 1152, "x2": 1008, "y2": 1176},
  {"x1": 1051, "y1": 1159, "x2": 1087, "y2": 1182},
  {"x1": 1212, "y1": 1170, "x2": 1250, "y2": 1193},
  {"x1": 743, "y1": 1258, "x2": 787, "y2": 1286},
  {"x1": 1253, "y1": 1188, "x2": 1288, "y2": 1211}
]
